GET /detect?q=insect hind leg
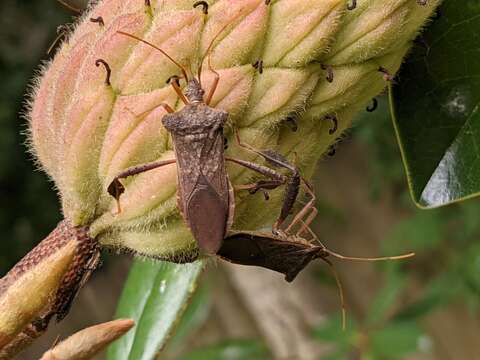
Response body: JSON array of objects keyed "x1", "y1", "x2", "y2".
[{"x1": 227, "y1": 130, "x2": 310, "y2": 232}]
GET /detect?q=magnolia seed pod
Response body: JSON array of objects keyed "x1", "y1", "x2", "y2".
[
  {"x1": 0, "y1": 221, "x2": 98, "y2": 354},
  {"x1": 28, "y1": 0, "x2": 441, "y2": 260}
]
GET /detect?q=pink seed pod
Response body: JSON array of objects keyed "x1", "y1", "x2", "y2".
[{"x1": 27, "y1": 0, "x2": 440, "y2": 260}]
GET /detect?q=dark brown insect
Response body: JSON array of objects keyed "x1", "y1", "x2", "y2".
[
  {"x1": 108, "y1": 3, "x2": 301, "y2": 255},
  {"x1": 219, "y1": 228, "x2": 413, "y2": 282},
  {"x1": 218, "y1": 180, "x2": 414, "y2": 328}
]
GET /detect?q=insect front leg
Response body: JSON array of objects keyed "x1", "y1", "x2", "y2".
[{"x1": 107, "y1": 159, "x2": 176, "y2": 213}]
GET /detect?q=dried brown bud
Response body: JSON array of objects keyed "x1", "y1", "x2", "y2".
[{"x1": 40, "y1": 319, "x2": 134, "y2": 360}]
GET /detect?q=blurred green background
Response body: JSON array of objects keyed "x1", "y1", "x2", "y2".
[{"x1": 2, "y1": 1, "x2": 480, "y2": 359}]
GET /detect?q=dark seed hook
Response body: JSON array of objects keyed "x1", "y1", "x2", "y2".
[
  {"x1": 90, "y1": 16, "x2": 105, "y2": 26},
  {"x1": 95, "y1": 59, "x2": 112, "y2": 86},
  {"x1": 347, "y1": 0, "x2": 357, "y2": 10},
  {"x1": 252, "y1": 60, "x2": 264, "y2": 74},
  {"x1": 321, "y1": 64, "x2": 334, "y2": 83},
  {"x1": 285, "y1": 117, "x2": 298, "y2": 132},
  {"x1": 325, "y1": 115, "x2": 338, "y2": 135},
  {"x1": 265, "y1": 0, "x2": 271, "y2": 5},
  {"x1": 145, "y1": 0, "x2": 151, "y2": 7},
  {"x1": 262, "y1": 190, "x2": 270, "y2": 201},
  {"x1": 327, "y1": 145, "x2": 336, "y2": 157},
  {"x1": 193, "y1": 1, "x2": 209, "y2": 14},
  {"x1": 366, "y1": 98, "x2": 378, "y2": 112},
  {"x1": 224, "y1": 137, "x2": 229, "y2": 150}
]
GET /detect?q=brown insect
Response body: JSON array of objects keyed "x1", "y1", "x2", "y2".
[
  {"x1": 218, "y1": 174, "x2": 414, "y2": 328},
  {"x1": 107, "y1": 3, "x2": 301, "y2": 255}
]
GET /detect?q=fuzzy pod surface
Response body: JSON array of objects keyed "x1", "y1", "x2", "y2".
[{"x1": 28, "y1": 0, "x2": 440, "y2": 261}]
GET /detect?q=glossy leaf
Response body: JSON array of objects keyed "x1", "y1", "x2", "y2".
[
  {"x1": 178, "y1": 340, "x2": 270, "y2": 360},
  {"x1": 107, "y1": 259, "x2": 204, "y2": 360},
  {"x1": 391, "y1": 2, "x2": 480, "y2": 208}
]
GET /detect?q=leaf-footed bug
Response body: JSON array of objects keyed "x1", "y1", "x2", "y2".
[
  {"x1": 107, "y1": 2, "x2": 303, "y2": 255},
  {"x1": 218, "y1": 172, "x2": 415, "y2": 329}
]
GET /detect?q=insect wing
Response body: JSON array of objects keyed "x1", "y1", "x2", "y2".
[
  {"x1": 187, "y1": 174, "x2": 228, "y2": 254},
  {"x1": 218, "y1": 231, "x2": 322, "y2": 282}
]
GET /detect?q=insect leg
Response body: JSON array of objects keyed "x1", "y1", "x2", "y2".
[
  {"x1": 204, "y1": 59, "x2": 220, "y2": 106},
  {"x1": 294, "y1": 205, "x2": 318, "y2": 238},
  {"x1": 284, "y1": 180, "x2": 316, "y2": 235},
  {"x1": 226, "y1": 156, "x2": 301, "y2": 231},
  {"x1": 234, "y1": 179, "x2": 285, "y2": 195},
  {"x1": 124, "y1": 102, "x2": 175, "y2": 121},
  {"x1": 167, "y1": 75, "x2": 190, "y2": 105},
  {"x1": 233, "y1": 130, "x2": 297, "y2": 172},
  {"x1": 232, "y1": 130, "x2": 305, "y2": 230},
  {"x1": 226, "y1": 157, "x2": 286, "y2": 183},
  {"x1": 108, "y1": 159, "x2": 176, "y2": 213}
]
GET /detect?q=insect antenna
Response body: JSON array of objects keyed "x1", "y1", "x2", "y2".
[
  {"x1": 322, "y1": 257, "x2": 347, "y2": 331},
  {"x1": 197, "y1": 15, "x2": 240, "y2": 90},
  {"x1": 326, "y1": 249, "x2": 415, "y2": 262},
  {"x1": 47, "y1": 25, "x2": 70, "y2": 55},
  {"x1": 57, "y1": 0, "x2": 82, "y2": 14},
  {"x1": 116, "y1": 31, "x2": 190, "y2": 83}
]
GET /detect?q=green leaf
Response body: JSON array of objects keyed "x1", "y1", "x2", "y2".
[
  {"x1": 165, "y1": 283, "x2": 211, "y2": 356},
  {"x1": 178, "y1": 340, "x2": 270, "y2": 360},
  {"x1": 107, "y1": 259, "x2": 204, "y2": 360},
  {"x1": 391, "y1": 2, "x2": 480, "y2": 208},
  {"x1": 370, "y1": 321, "x2": 424, "y2": 358}
]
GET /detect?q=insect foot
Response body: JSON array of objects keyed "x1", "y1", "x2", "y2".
[{"x1": 27, "y1": 0, "x2": 440, "y2": 262}]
